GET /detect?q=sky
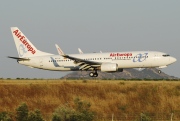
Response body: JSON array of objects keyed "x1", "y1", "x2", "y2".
[{"x1": 0, "y1": 0, "x2": 180, "y2": 78}]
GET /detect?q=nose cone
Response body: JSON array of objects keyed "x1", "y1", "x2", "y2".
[{"x1": 171, "y1": 57, "x2": 177, "y2": 63}]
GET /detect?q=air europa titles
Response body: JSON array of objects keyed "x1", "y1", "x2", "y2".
[
  {"x1": 110, "y1": 53, "x2": 132, "y2": 57},
  {"x1": 13, "y1": 30, "x2": 36, "y2": 54}
]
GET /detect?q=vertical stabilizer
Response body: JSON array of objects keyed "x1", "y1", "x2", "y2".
[
  {"x1": 55, "y1": 44, "x2": 65, "y2": 56},
  {"x1": 11, "y1": 27, "x2": 53, "y2": 57}
]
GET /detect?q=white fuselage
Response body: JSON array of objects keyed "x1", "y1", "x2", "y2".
[{"x1": 18, "y1": 51, "x2": 176, "y2": 71}]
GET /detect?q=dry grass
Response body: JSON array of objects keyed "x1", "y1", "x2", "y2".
[{"x1": 0, "y1": 79, "x2": 180, "y2": 120}]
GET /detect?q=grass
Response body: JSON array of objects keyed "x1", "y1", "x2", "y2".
[{"x1": 0, "y1": 79, "x2": 180, "y2": 120}]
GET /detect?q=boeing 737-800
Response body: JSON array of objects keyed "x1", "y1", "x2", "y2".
[{"x1": 8, "y1": 27, "x2": 177, "y2": 77}]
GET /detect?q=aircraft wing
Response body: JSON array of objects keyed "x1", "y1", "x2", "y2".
[
  {"x1": 63, "y1": 54, "x2": 102, "y2": 70},
  {"x1": 63, "y1": 54, "x2": 102, "y2": 65},
  {"x1": 55, "y1": 44, "x2": 102, "y2": 70}
]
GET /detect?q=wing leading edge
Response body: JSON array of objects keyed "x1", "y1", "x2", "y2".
[{"x1": 55, "y1": 44, "x2": 102, "y2": 70}]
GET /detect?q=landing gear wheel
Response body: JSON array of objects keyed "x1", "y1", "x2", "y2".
[
  {"x1": 158, "y1": 70, "x2": 161, "y2": 74},
  {"x1": 89, "y1": 72, "x2": 98, "y2": 77},
  {"x1": 89, "y1": 72, "x2": 94, "y2": 77},
  {"x1": 93, "y1": 73, "x2": 98, "y2": 77}
]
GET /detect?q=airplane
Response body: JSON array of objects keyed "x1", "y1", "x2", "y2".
[{"x1": 8, "y1": 27, "x2": 177, "y2": 77}]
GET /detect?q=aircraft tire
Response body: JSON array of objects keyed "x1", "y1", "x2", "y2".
[
  {"x1": 89, "y1": 72, "x2": 94, "y2": 77},
  {"x1": 94, "y1": 73, "x2": 98, "y2": 77}
]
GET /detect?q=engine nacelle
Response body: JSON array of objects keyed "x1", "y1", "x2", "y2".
[{"x1": 101, "y1": 63, "x2": 118, "y2": 72}]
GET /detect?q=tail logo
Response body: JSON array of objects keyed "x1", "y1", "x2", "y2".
[
  {"x1": 13, "y1": 29, "x2": 36, "y2": 55},
  {"x1": 19, "y1": 44, "x2": 27, "y2": 57},
  {"x1": 58, "y1": 48, "x2": 63, "y2": 55}
]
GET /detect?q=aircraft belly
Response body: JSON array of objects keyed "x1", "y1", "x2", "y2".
[{"x1": 42, "y1": 64, "x2": 79, "y2": 71}]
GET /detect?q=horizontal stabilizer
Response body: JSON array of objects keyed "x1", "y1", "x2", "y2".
[{"x1": 8, "y1": 56, "x2": 30, "y2": 61}]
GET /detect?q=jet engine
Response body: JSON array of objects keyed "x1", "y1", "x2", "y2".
[{"x1": 100, "y1": 63, "x2": 118, "y2": 72}]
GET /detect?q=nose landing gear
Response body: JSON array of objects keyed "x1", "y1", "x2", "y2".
[{"x1": 158, "y1": 70, "x2": 161, "y2": 74}]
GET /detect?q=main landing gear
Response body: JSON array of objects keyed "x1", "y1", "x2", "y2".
[
  {"x1": 158, "y1": 70, "x2": 161, "y2": 74},
  {"x1": 89, "y1": 70, "x2": 98, "y2": 77}
]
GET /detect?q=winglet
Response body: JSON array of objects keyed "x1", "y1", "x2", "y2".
[
  {"x1": 55, "y1": 44, "x2": 65, "y2": 56},
  {"x1": 78, "y1": 48, "x2": 83, "y2": 54}
]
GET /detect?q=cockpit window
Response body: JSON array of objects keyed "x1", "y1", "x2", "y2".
[{"x1": 162, "y1": 54, "x2": 170, "y2": 57}]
